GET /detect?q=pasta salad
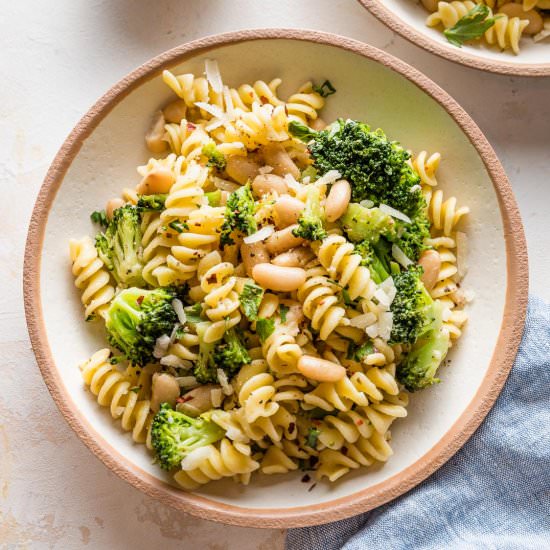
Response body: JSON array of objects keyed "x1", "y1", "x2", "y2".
[{"x1": 70, "y1": 61, "x2": 470, "y2": 490}]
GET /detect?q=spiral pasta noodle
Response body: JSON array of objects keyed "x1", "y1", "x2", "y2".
[{"x1": 285, "y1": 82, "x2": 325, "y2": 122}]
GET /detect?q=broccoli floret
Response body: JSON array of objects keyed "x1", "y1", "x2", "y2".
[
  {"x1": 290, "y1": 119, "x2": 424, "y2": 218},
  {"x1": 340, "y1": 203, "x2": 396, "y2": 243},
  {"x1": 292, "y1": 185, "x2": 327, "y2": 241},
  {"x1": 104, "y1": 287, "x2": 177, "y2": 365},
  {"x1": 95, "y1": 205, "x2": 145, "y2": 287},
  {"x1": 194, "y1": 325, "x2": 250, "y2": 384},
  {"x1": 151, "y1": 403, "x2": 224, "y2": 470},
  {"x1": 397, "y1": 301, "x2": 450, "y2": 392},
  {"x1": 355, "y1": 238, "x2": 398, "y2": 284},
  {"x1": 205, "y1": 190, "x2": 222, "y2": 207},
  {"x1": 136, "y1": 194, "x2": 167, "y2": 211},
  {"x1": 390, "y1": 266, "x2": 435, "y2": 345},
  {"x1": 91, "y1": 210, "x2": 108, "y2": 228},
  {"x1": 202, "y1": 143, "x2": 226, "y2": 170},
  {"x1": 391, "y1": 215, "x2": 431, "y2": 262},
  {"x1": 220, "y1": 184, "x2": 257, "y2": 247}
]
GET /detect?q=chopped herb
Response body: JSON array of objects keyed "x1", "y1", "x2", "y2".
[
  {"x1": 202, "y1": 143, "x2": 226, "y2": 170},
  {"x1": 169, "y1": 220, "x2": 189, "y2": 233},
  {"x1": 307, "y1": 427, "x2": 321, "y2": 448},
  {"x1": 256, "y1": 318, "x2": 275, "y2": 343},
  {"x1": 136, "y1": 194, "x2": 167, "y2": 211},
  {"x1": 239, "y1": 282, "x2": 264, "y2": 321},
  {"x1": 312, "y1": 80, "x2": 336, "y2": 98},
  {"x1": 109, "y1": 356, "x2": 122, "y2": 365},
  {"x1": 443, "y1": 4, "x2": 501, "y2": 47},
  {"x1": 90, "y1": 210, "x2": 108, "y2": 228},
  {"x1": 130, "y1": 386, "x2": 140, "y2": 393},
  {"x1": 279, "y1": 304, "x2": 289, "y2": 323},
  {"x1": 342, "y1": 288, "x2": 352, "y2": 306}
]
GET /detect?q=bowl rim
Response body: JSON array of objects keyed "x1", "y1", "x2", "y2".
[
  {"x1": 358, "y1": 0, "x2": 550, "y2": 77},
  {"x1": 23, "y1": 28, "x2": 528, "y2": 528}
]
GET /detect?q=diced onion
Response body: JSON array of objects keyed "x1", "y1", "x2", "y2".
[
  {"x1": 378, "y1": 311, "x2": 393, "y2": 341},
  {"x1": 243, "y1": 225, "x2": 274, "y2": 244},
  {"x1": 379, "y1": 276, "x2": 396, "y2": 304},
  {"x1": 161, "y1": 355, "x2": 192, "y2": 369},
  {"x1": 210, "y1": 388, "x2": 223, "y2": 408},
  {"x1": 456, "y1": 231, "x2": 468, "y2": 280},
  {"x1": 315, "y1": 170, "x2": 341, "y2": 187},
  {"x1": 392, "y1": 244, "x2": 413, "y2": 268},
  {"x1": 175, "y1": 375, "x2": 198, "y2": 387},
  {"x1": 205, "y1": 59, "x2": 223, "y2": 93},
  {"x1": 366, "y1": 324, "x2": 379, "y2": 338},
  {"x1": 359, "y1": 199, "x2": 374, "y2": 208},
  {"x1": 169, "y1": 323, "x2": 181, "y2": 345},
  {"x1": 205, "y1": 118, "x2": 228, "y2": 132},
  {"x1": 171, "y1": 299, "x2": 186, "y2": 325},
  {"x1": 374, "y1": 288, "x2": 391, "y2": 309},
  {"x1": 213, "y1": 177, "x2": 240, "y2": 192},
  {"x1": 217, "y1": 369, "x2": 234, "y2": 396},
  {"x1": 194, "y1": 101, "x2": 225, "y2": 119},
  {"x1": 380, "y1": 203, "x2": 412, "y2": 224},
  {"x1": 153, "y1": 334, "x2": 171, "y2": 359},
  {"x1": 350, "y1": 313, "x2": 377, "y2": 329}
]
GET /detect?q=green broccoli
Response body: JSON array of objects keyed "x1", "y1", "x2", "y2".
[
  {"x1": 151, "y1": 403, "x2": 224, "y2": 470},
  {"x1": 355, "y1": 238, "x2": 398, "y2": 284},
  {"x1": 396, "y1": 300, "x2": 450, "y2": 392},
  {"x1": 390, "y1": 266, "x2": 435, "y2": 345},
  {"x1": 292, "y1": 185, "x2": 327, "y2": 241},
  {"x1": 220, "y1": 184, "x2": 257, "y2": 247},
  {"x1": 202, "y1": 143, "x2": 226, "y2": 170},
  {"x1": 205, "y1": 189, "x2": 222, "y2": 207},
  {"x1": 104, "y1": 287, "x2": 178, "y2": 365},
  {"x1": 194, "y1": 324, "x2": 250, "y2": 384},
  {"x1": 392, "y1": 215, "x2": 431, "y2": 263},
  {"x1": 340, "y1": 203, "x2": 396, "y2": 243},
  {"x1": 290, "y1": 119, "x2": 424, "y2": 218},
  {"x1": 95, "y1": 205, "x2": 145, "y2": 287},
  {"x1": 136, "y1": 194, "x2": 167, "y2": 211},
  {"x1": 91, "y1": 210, "x2": 108, "y2": 228}
]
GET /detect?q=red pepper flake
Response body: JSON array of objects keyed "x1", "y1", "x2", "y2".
[
  {"x1": 288, "y1": 422, "x2": 296, "y2": 434},
  {"x1": 310, "y1": 456, "x2": 319, "y2": 467},
  {"x1": 301, "y1": 474, "x2": 311, "y2": 483},
  {"x1": 187, "y1": 122, "x2": 196, "y2": 131},
  {"x1": 341, "y1": 446, "x2": 348, "y2": 455},
  {"x1": 176, "y1": 395, "x2": 194, "y2": 404},
  {"x1": 260, "y1": 95, "x2": 269, "y2": 105},
  {"x1": 312, "y1": 420, "x2": 321, "y2": 427},
  {"x1": 356, "y1": 419, "x2": 364, "y2": 426},
  {"x1": 136, "y1": 295, "x2": 144, "y2": 305}
]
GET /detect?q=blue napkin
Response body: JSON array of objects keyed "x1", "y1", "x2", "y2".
[{"x1": 287, "y1": 297, "x2": 550, "y2": 550}]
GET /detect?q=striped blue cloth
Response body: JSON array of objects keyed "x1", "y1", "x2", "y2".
[{"x1": 287, "y1": 297, "x2": 550, "y2": 550}]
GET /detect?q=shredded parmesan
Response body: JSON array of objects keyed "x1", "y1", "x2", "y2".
[
  {"x1": 171, "y1": 299, "x2": 186, "y2": 325},
  {"x1": 153, "y1": 334, "x2": 171, "y2": 359},
  {"x1": 210, "y1": 388, "x2": 223, "y2": 408},
  {"x1": 161, "y1": 355, "x2": 192, "y2": 369},
  {"x1": 350, "y1": 313, "x2": 377, "y2": 329},
  {"x1": 377, "y1": 311, "x2": 393, "y2": 341},
  {"x1": 315, "y1": 170, "x2": 341, "y2": 187},
  {"x1": 243, "y1": 225, "x2": 274, "y2": 244},
  {"x1": 374, "y1": 288, "x2": 392, "y2": 309},
  {"x1": 205, "y1": 59, "x2": 223, "y2": 93},
  {"x1": 217, "y1": 369, "x2": 234, "y2": 395},
  {"x1": 284, "y1": 173, "x2": 302, "y2": 193},
  {"x1": 359, "y1": 199, "x2": 374, "y2": 208},
  {"x1": 169, "y1": 323, "x2": 181, "y2": 345},
  {"x1": 366, "y1": 324, "x2": 379, "y2": 338},
  {"x1": 392, "y1": 244, "x2": 413, "y2": 268},
  {"x1": 175, "y1": 376, "x2": 198, "y2": 387},
  {"x1": 380, "y1": 203, "x2": 412, "y2": 224},
  {"x1": 194, "y1": 101, "x2": 225, "y2": 119}
]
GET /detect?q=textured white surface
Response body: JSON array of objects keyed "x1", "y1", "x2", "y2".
[{"x1": 1, "y1": 1, "x2": 548, "y2": 548}]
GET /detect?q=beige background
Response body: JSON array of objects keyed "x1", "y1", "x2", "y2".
[{"x1": 2, "y1": 1, "x2": 549, "y2": 548}]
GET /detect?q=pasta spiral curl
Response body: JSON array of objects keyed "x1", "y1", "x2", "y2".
[
  {"x1": 140, "y1": 212, "x2": 172, "y2": 287},
  {"x1": 296, "y1": 266, "x2": 349, "y2": 340},
  {"x1": 426, "y1": 189, "x2": 469, "y2": 236},
  {"x1": 162, "y1": 70, "x2": 223, "y2": 114},
  {"x1": 427, "y1": 237, "x2": 459, "y2": 299},
  {"x1": 411, "y1": 150, "x2": 441, "y2": 187},
  {"x1": 80, "y1": 349, "x2": 153, "y2": 444},
  {"x1": 426, "y1": 1, "x2": 477, "y2": 28},
  {"x1": 173, "y1": 438, "x2": 260, "y2": 490},
  {"x1": 285, "y1": 82, "x2": 325, "y2": 122},
  {"x1": 229, "y1": 79, "x2": 284, "y2": 111},
  {"x1": 316, "y1": 235, "x2": 376, "y2": 300},
  {"x1": 137, "y1": 153, "x2": 186, "y2": 180},
  {"x1": 163, "y1": 121, "x2": 213, "y2": 161},
  {"x1": 69, "y1": 237, "x2": 115, "y2": 320},
  {"x1": 260, "y1": 445, "x2": 299, "y2": 475}
]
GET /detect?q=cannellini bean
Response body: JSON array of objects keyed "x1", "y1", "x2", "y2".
[
  {"x1": 226, "y1": 155, "x2": 261, "y2": 185},
  {"x1": 150, "y1": 373, "x2": 180, "y2": 413},
  {"x1": 418, "y1": 249, "x2": 441, "y2": 291},
  {"x1": 105, "y1": 198, "x2": 125, "y2": 220},
  {"x1": 145, "y1": 110, "x2": 168, "y2": 153},
  {"x1": 310, "y1": 118, "x2": 327, "y2": 131},
  {"x1": 163, "y1": 98, "x2": 188, "y2": 124},
  {"x1": 252, "y1": 173, "x2": 288, "y2": 196},
  {"x1": 240, "y1": 241, "x2": 270, "y2": 277},
  {"x1": 274, "y1": 195, "x2": 304, "y2": 228},
  {"x1": 297, "y1": 355, "x2": 346, "y2": 382},
  {"x1": 262, "y1": 143, "x2": 300, "y2": 180},
  {"x1": 271, "y1": 247, "x2": 314, "y2": 268},
  {"x1": 420, "y1": 0, "x2": 439, "y2": 12},
  {"x1": 325, "y1": 179, "x2": 351, "y2": 222},
  {"x1": 136, "y1": 168, "x2": 175, "y2": 195},
  {"x1": 265, "y1": 225, "x2": 305, "y2": 255},
  {"x1": 498, "y1": 3, "x2": 543, "y2": 34},
  {"x1": 176, "y1": 385, "x2": 218, "y2": 417},
  {"x1": 252, "y1": 263, "x2": 306, "y2": 292}
]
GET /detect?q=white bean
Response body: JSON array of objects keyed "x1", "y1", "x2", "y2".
[
  {"x1": 265, "y1": 225, "x2": 305, "y2": 255},
  {"x1": 145, "y1": 110, "x2": 168, "y2": 153},
  {"x1": 150, "y1": 373, "x2": 180, "y2": 413},
  {"x1": 252, "y1": 173, "x2": 288, "y2": 197},
  {"x1": 297, "y1": 355, "x2": 346, "y2": 382},
  {"x1": 325, "y1": 180, "x2": 351, "y2": 222},
  {"x1": 252, "y1": 263, "x2": 306, "y2": 292},
  {"x1": 240, "y1": 242, "x2": 270, "y2": 278},
  {"x1": 226, "y1": 155, "x2": 261, "y2": 185},
  {"x1": 136, "y1": 168, "x2": 175, "y2": 195},
  {"x1": 163, "y1": 98, "x2": 188, "y2": 124},
  {"x1": 418, "y1": 249, "x2": 441, "y2": 291},
  {"x1": 271, "y1": 247, "x2": 314, "y2": 268},
  {"x1": 274, "y1": 195, "x2": 304, "y2": 228},
  {"x1": 105, "y1": 198, "x2": 125, "y2": 220},
  {"x1": 262, "y1": 143, "x2": 300, "y2": 180}
]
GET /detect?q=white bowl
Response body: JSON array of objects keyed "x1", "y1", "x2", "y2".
[
  {"x1": 24, "y1": 29, "x2": 528, "y2": 527},
  {"x1": 359, "y1": 0, "x2": 550, "y2": 76}
]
